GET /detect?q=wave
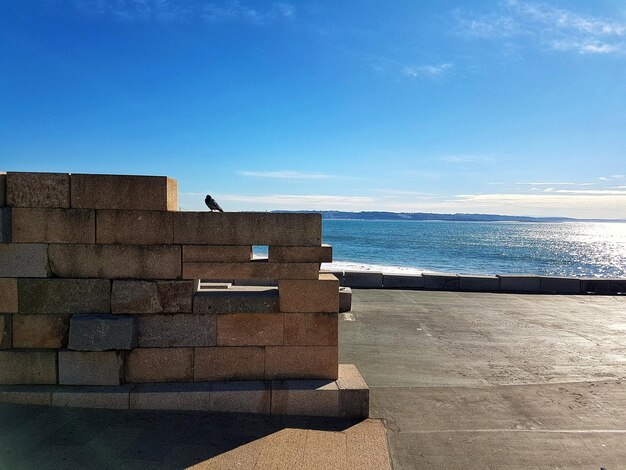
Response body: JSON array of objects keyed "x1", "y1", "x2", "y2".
[{"x1": 321, "y1": 260, "x2": 427, "y2": 274}]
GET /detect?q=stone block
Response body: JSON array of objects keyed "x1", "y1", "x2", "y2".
[
  {"x1": 6, "y1": 172, "x2": 70, "y2": 208},
  {"x1": 0, "y1": 314, "x2": 10, "y2": 349},
  {"x1": 459, "y1": 275, "x2": 500, "y2": 292},
  {"x1": 610, "y1": 279, "x2": 626, "y2": 295},
  {"x1": 111, "y1": 280, "x2": 193, "y2": 314},
  {"x1": 137, "y1": 314, "x2": 216, "y2": 347},
  {"x1": 382, "y1": 274, "x2": 425, "y2": 289},
  {"x1": 265, "y1": 346, "x2": 338, "y2": 380},
  {"x1": 11, "y1": 208, "x2": 95, "y2": 243},
  {"x1": 0, "y1": 278, "x2": 18, "y2": 313},
  {"x1": 194, "y1": 346, "x2": 265, "y2": 381},
  {"x1": 173, "y1": 212, "x2": 322, "y2": 246},
  {"x1": 68, "y1": 314, "x2": 137, "y2": 351},
  {"x1": 423, "y1": 273, "x2": 460, "y2": 291},
  {"x1": 70, "y1": 174, "x2": 178, "y2": 211},
  {"x1": 217, "y1": 312, "x2": 283, "y2": 346},
  {"x1": 0, "y1": 208, "x2": 11, "y2": 242},
  {"x1": 232, "y1": 279, "x2": 276, "y2": 286},
  {"x1": 268, "y1": 244, "x2": 332, "y2": 263},
  {"x1": 539, "y1": 277, "x2": 581, "y2": 294},
  {"x1": 48, "y1": 244, "x2": 181, "y2": 279},
  {"x1": 96, "y1": 210, "x2": 174, "y2": 244},
  {"x1": 211, "y1": 381, "x2": 270, "y2": 414},
  {"x1": 344, "y1": 271, "x2": 383, "y2": 289},
  {"x1": 183, "y1": 261, "x2": 319, "y2": 281},
  {"x1": 284, "y1": 312, "x2": 338, "y2": 346},
  {"x1": 580, "y1": 278, "x2": 612, "y2": 295},
  {"x1": 183, "y1": 245, "x2": 252, "y2": 262},
  {"x1": 125, "y1": 348, "x2": 193, "y2": 383},
  {"x1": 0, "y1": 172, "x2": 5, "y2": 206},
  {"x1": 0, "y1": 243, "x2": 49, "y2": 277},
  {"x1": 278, "y1": 274, "x2": 339, "y2": 313},
  {"x1": 271, "y1": 380, "x2": 339, "y2": 417},
  {"x1": 193, "y1": 287, "x2": 279, "y2": 314},
  {"x1": 130, "y1": 382, "x2": 212, "y2": 411},
  {"x1": 12, "y1": 314, "x2": 70, "y2": 348},
  {"x1": 18, "y1": 279, "x2": 110, "y2": 314},
  {"x1": 0, "y1": 350, "x2": 57, "y2": 384},
  {"x1": 52, "y1": 384, "x2": 133, "y2": 409},
  {"x1": 499, "y1": 275, "x2": 541, "y2": 293},
  {"x1": 321, "y1": 270, "x2": 345, "y2": 286},
  {"x1": 58, "y1": 350, "x2": 123, "y2": 386},
  {"x1": 336, "y1": 364, "x2": 369, "y2": 419},
  {"x1": 339, "y1": 287, "x2": 352, "y2": 313},
  {"x1": 0, "y1": 385, "x2": 56, "y2": 406}
]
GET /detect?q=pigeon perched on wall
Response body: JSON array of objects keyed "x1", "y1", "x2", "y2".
[{"x1": 205, "y1": 194, "x2": 224, "y2": 212}]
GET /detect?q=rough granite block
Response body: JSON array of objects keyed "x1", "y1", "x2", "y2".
[
  {"x1": 211, "y1": 381, "x2": 270, "y2": 414},
  {"x1": 11, "y1": 208, "x2": 95, "y2": 243},
  {"x1": 68, "y1": 314, "x2": 137, "y2": 351},
  {"x1": 539, "y1": 277, "x2": 581, "y2": 294},
  {"x1": 0, "y1": 314, "x2": 10, "y2": 349},
  {"x1": 580, "y1": 278, "x2": 612, "y2": 295},
  {"x1": 125, "y1": 348, "x2": 193, "y2": 383},
  {"x1": 193, "y1": 287, "x2": 279, "y2": 314},
  {"x1": 343, "y1": 271, "x2": 383, "y2": 289},
  {"x1": 278, "y1": 274, "x2": 339, "y2": 313},
  {"x1": 0, "y1": 243, "x2": 49, "y2": 278},
  {"x1": 271, "y1": 380, "x2": 339, "y2": 417},
  {"x1": 284, "y1": 312, "x2": 338, "y2": 346},
  {"x1": 321, "y1": 270, "x2": 345, "y2": 286},
  {"x1": 0, "y1": 172, "x2": 5, "y2": 206},
  {"x1": 268, "y1": 244, "x2": 332, "y2": 263},
  {"x1": 173, "y1": 212, "x2": 322, "y2": 246},
  {"x1": 6, "y1": 172, "x2": 70, "y2": 208},
  {"x1": 52, "y1": 385, "x2": 133, "y2": 409},
  {"x1": 0, "y1": 278, "x2": 18, "y2": 313},
  {"x1": 59, "y1": 351, "x2": 123, "y2": 386},
  {"x1": 423, "y1": 273, "x2": 460, "y2": 291},
  {"x1": 336, "y1": 364, "x2": 369, "y2": 419},
  {"x1": 12, "y1": 314, "x2": 70, "y2": 348},
  {"x1": 499, "y1": 275, "x2": 541, "y2": 293},
  {"x1": 137, "y1": 314, "x2": 216, "y2": 347},
  {"x1": 217, "y1": 312, "x2": 283, "y2": 346},
  {"x1": 111, "y1": 280, "x2": 193, "y2": 314},
  {"x1": 383, "y1": 274, "x2": 425, "y2": 289},
  {"x1": 96, "y1": 209, "x2": 174, "y2": 245},
  {"x1": 18, "y1": 279, "x2": 111, "y2": 314},
  {"x1": 0, "y1": 208, "x2": 11, "y2": 242},
  {"x1": 0, "y1": 350, "x2": 57, "y2": 385},
  {"x1": 339, "y1": 287, "x2": 352, "y2": 313},
  {"x1": 71, "y1": 174, "x2": 178, "y2": 211},
  {"x1": 0, "y1": 385, "x2": 56, "y2": 406},
  {"x1": 183, "y1": 245, "x2": 252, "y2": 262},
  {"x1": 265, "y1": 346, "x2": 338, "y2": 380},
  {"x1": 130, "y1": 382, "x2": 212, "y2": 411},
  {"x1": 194, "y1": 346, "x2": 265, "y2": 381},
  {"x1": 183, "y1": 261, "x2": 319, "y2": 281},
  {"x1": 459, "y1": 275, "x2": 500, "y2": 292},
  {"x1": 48, "y1": 244, "x2": 181, "y2": 279}
]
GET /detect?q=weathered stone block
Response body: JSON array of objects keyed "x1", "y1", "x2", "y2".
[
  {"x1": 459, "y1": 275, "x2": 500, "y2": 292},
  {"x1": 183, "y1": 245, "x2": 252, "y2": 262},
  {"x1": 11, "y1": 208, "x2": 95, "y2": 243},
  {"x1": 0, "y1": 208, "x2": 11, "y2": 242},
  {"x1": 339, "y1": 287, "x2": 352, "y2": 313},
  {"x1": 343, "y1": 271, "x2": 383, "y2": 289},
  {"x1": 539, "y1": 277, "x2": 581, "y2": 294},
  {"x1": 48, "y1": 244, "x2": 181, "y2": 279},
  {"x1": 265, "y1": 346, "x2": 338, "y2": 380},
  {"x1": 499, "y1": 275, "x2": 541, "y2": 293},
  {"x1": 173, "y1": 212, "x2": 322, "y2": 246},
  {"x1": 268, "y1": 244, "x2": 332, "y2": 263},
  {"x1": 137, "y1": 314, "x2": 215, "y2": 347},
  {"x1": 580, "y1": 278, "x2": 612, "y2": 295},
  {"x1": 183, "y1": 261, "x2": 319, "y2": 280},
  {"x1": 125, "y1": 348, "x2": 193, "y2": 383},
  {"x1": 193, "y1": 287, "x2": 279, "y2": 314},
  {"x1": 6, "y1": 172, "x2": 70, "y2": 208},
  {"x1": 12, "y1": 314, "x2": 70, "y2": 348},
  {"x1": 278, "y1": 274, "x2": 339, "y2": 313},
  {"x1": 71, "y1": 174, "x2": 178, "y2": 211},
  {"x1": 284, "y1": 312, "x2": 338, "y2": 346},
  {"x1": 383, "y1": 274, "x2": 425, "y2": 289},
  {"x1": 0, "y1": 243, "x2": 49, "y2": 278},
  {"x1": 336, "y1": 364, "x2": 369, "y2": 419},
  {"x1": 0, "y1": 278, "x2": 18, "y2": 313},
  {"x1": 52, "y1": 385, "x2": 133, "y2": 409},
  {"x1": 211, "y1": 381, "x2": 270, "y2": 414},
  {"x1": 0, "y1": 350, "x2": 57, "y2": 384},
  {"x1": 271, "y1": 380, "x2": 339, "y2": 417},
  {"x1": 130, "y1": 382, "x2": 212, "y2": 411},
  {"x1": 194, "y1": 346, "x2": 264, "y2": 381},
  {"x1": 423, "y1": 273, "x2": 460, "y2": 291},
  {"x1": 58, "y1": 350, "x2": 123, "y2": 386},
  {"x1": 111, "y1": 280, "x2": 193, "y2": 314},
  {"x1": 68, "y1": 314, "x2": 137, "y2": 351},
  {"x1": 610, "y1": 279, "x2": 626, "y2": 295},
  {"x1": 0, "y1": 385, "x2": 56, "y2": 406},
  {"x1": 96, "y1": 209, "x2": 174, "y2": 245},
  {"x1": 0, "y1": 314, "x2": 11, "y2": 349},
  {"x1": 321, "y1": 270, "x2": 344, "y2": 286},
  {"x1": 0, "y1": 172, "x2": 5, "y2": 206},
  {"x1": 18, "y1": 279, "x2": 110, "y2": 314},
  {"x1": 217, "y1": 312, "x2": 283, "y2": 346}
]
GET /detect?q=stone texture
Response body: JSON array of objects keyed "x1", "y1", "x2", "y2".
[
  {"x1": 423, "y1": 273, "x2": 460, "y2": 291},
  {"x1": 183, "y1": 261, "x2": 319, "y2": 281},
  {"x1": 580, "y1": 278, "x2": 612, "y2": 295},
  {"x1": 268, "y1": 244, "x2": 332, "y2": 263},
  {"x1": 339, "y1": 287, "x2": 352, "y2": 313},
  {"x1": 96, "y1": 209, "x2": 174, "y2": 244},
  {"x1": 211, "y1": 381, "x2": 270, "y2": 414},
  {"x1": 111, "y1": 280, "x2": 193, "y2": 314},
  {"x1": 125, "y1": 348, "x2": 193, "y2": 383},
  {"x1": 58, "y1": 350, "x2": 123, "y2": 386},
  {"x1": 137, "y1": 314, "x2": 216, "y2": 347},
  {"x1": 499, "y1": 275, "x2": 541, "y2": 293},
  {"x1": 68, "y1": 314, "x2": 137, "y2": 351},
  {"x1": 194, "y1": 346, "x2": 265, "y2": 381},
  {"x1": 12, "y1": 314, "x2": 70, "y2": 348},
  {"x1": 459, "y1": 275, "x2": 500, "y2": 292},
  {"x1": 284, "y1": 312, "x2": 338, "y2": 346},
  {"x1": 344, "y1": 271, "x2": 383, "y2": 289},
  {"x1": 0, "y1": 172, "x2": 5, "y2": 206},
  {"x1": 183, "y1": 245, "x2": 252, "y2": 262},
  {"x1": 130, "y1": 382, "x2": 212, "y2": 411},
  {"x1": 217, "y1": 312, "x2": 283, "y2": 346},
  {"x1": 18, "y1": 279, "x2": 110, "y2": 314},
  {"x1": 193, "y1": 287, "x2": 279, "y2": 314},
  {"x1": 0, "y1": 350, "x2": 57, "y2": 384},
  {"x1": 0, "y1": 314, "x2": 10, "y2": 349},
  {"x1": 278, "y1": 274, "x2": 339, "y2": 313},
  {"x1": 540, "y1": 277, "x2": 581, "y2": 294},
  {"x1": 0, "y1": 385, "x2": 56, "y2": 406},
  {"x1": 0, "y1": 278, "x2": 18, "y2": 313},
  {"x1": 51, "y1": 385, "x2": 133, "y2": 409},
  {"x1": 71, "y1": 174, "x2": 178, "y2": 211},
  {"x1": 322, "y1": 270, "x2": 345, "y2": 286},
  {"x1": 173, "y1": 212, "x2": 322, "y2": 246},
  {"x1": 336, "y1": 364, "x2": 369, "y2": 419},
  {"x1": 48, "y1": 244, "x2": 181, "y2": 279},
  {"x1": 11, "y1": 208, "x2": 95, "y2": 243},
  {"x1": 265, "y1": 346, "x2": 338, "y2": 380},
  {"x1": 383, "y1": 274, "x2": 425, "y2": 289},
  {"x1": 0, "y1": 243, "x2": 49, "y2": 277},
  {"x1": 6, "y1": 172, "x2": 70, "y2": 208},
  {"x1": 0, "y1": 208, "x2": 11, "y2": 242},
  {"x1": 271, "y1": 380, "x2": 339, "y2": 417}
]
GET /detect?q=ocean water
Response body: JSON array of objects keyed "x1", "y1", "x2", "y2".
[{"x1": 320, "y1": 220, "x2": 626, "y2": 278}]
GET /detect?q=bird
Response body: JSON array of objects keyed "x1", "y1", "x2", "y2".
[{"x1": 205, "y1": 194, "x2": 224, "y2": 212}]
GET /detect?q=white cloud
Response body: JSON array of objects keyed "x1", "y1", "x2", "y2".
[
  {"x1": 402, "y1": 63, "x2": 453, "y2": 78},
  {"x1": 239, "y1": 170, "x2": 335, "y2": 180},
  {"x1": 515, "y1": 181, "x2": 595, "y2": 186}
]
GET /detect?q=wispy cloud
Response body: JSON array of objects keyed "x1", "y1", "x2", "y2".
[
  {"x1": 515, "y1": 181, "x2": 595, "y2": 186},
  {"x1": 239, "y1": 170, "x2": 335, "y2": 180},
  {"x1": 438, "y1": 154, "x2": 495, "y2": 163},
  {"x1": 402, "y1": 63, "x2": 453, "y2": 79}
]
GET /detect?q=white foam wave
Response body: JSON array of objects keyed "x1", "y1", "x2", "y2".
[{"x1": 321, "y1": 260, "x2": 427, "y2": 274}]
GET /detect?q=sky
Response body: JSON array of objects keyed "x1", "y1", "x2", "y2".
[{"x1": 1, "y1": 0, "x2": 626, "y2": 218}]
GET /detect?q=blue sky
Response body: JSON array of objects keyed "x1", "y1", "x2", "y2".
[{"x1": 1, "y1": 0, "x2": 625, "y2": 218}]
